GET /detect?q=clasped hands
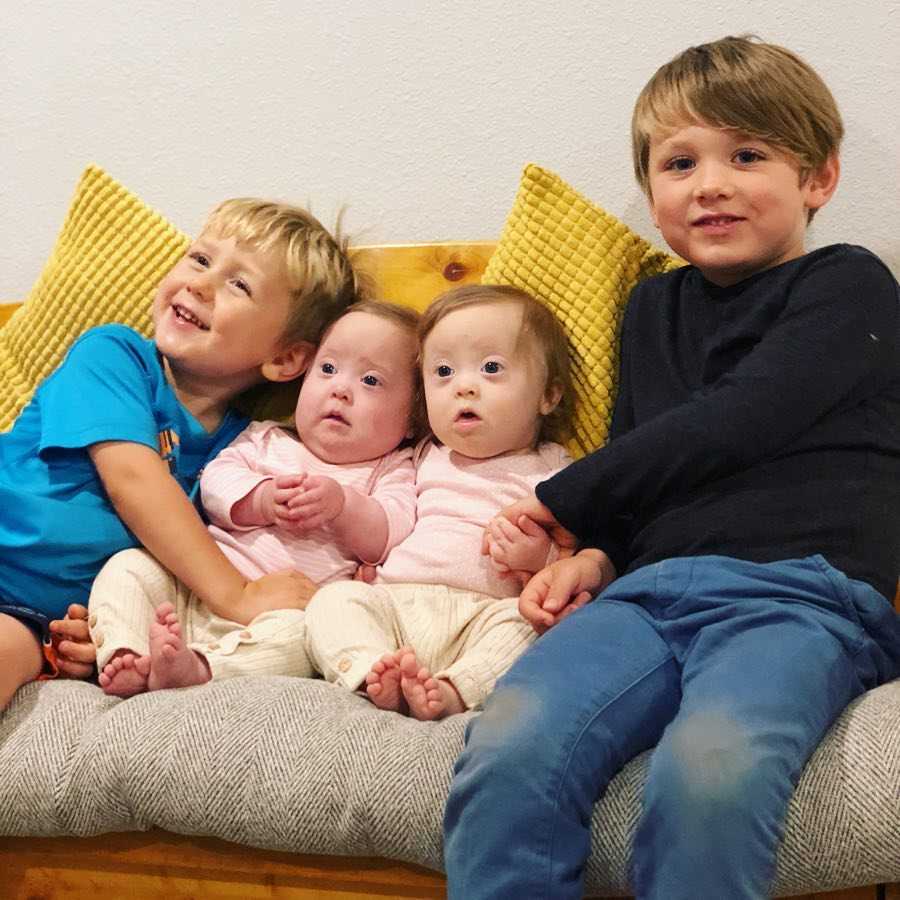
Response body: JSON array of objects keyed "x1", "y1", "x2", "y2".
[
  {"x1": 482, "y1": 497, "x2": 616, "y2": 634},
  {"x1": 262, "y1": 473, "x2": 346, "y2": 534}
]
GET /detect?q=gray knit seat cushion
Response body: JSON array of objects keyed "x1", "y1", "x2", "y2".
[{"x1": 1, "y1": 676, "x2": 898, "y2": 896}]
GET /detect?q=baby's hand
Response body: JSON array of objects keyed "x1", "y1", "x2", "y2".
[
  {"x1": 242, "y1": 569, "x2": 319, "y2": 618},
  {"x1": 483, "y1": 514, "x2": 552, "y2": 576},
  {"x1": 48, "y1": 603, "x2": 97, "y2": 679},
  {"x1": 518, "y1": 548, "x2": 615, "y2": 635},
  {"x1": 274, "y1": 474, "x2": 345, "y2": 534}
]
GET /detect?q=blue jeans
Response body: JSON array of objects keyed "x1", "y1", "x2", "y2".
[{"x1": 443, "y1": 555, "x2": 900, "y2": 899}]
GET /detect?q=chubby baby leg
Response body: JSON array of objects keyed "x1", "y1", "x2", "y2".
[
  {"x1": 304, "y1": 581, "x2": 401, "y2": 691},
  {"x1": 89, "y1": 548, "x2": 175, "y2": 695}
]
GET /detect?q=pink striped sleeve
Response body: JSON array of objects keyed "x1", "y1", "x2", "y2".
[
  {"x1": 200, "y1": 421, "x2": 277, "y2": 530},
  {"x1": 361, "y1": 447, "x2": 417, "y2": 565}
]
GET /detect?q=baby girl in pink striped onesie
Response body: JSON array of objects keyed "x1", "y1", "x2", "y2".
[{"x1": 88, "y1": 301, "x2": 420, "y2": 696}]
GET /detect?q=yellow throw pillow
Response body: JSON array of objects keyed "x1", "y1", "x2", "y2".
[
  {"x1": 483, "y1": 163, "x2": 681, "y2": 458},
  {"x1": 0, "y1": 165, "x2": 190, "y2": 432}
]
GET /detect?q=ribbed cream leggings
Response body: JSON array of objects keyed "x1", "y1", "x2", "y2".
[
  {"x1": 88, "y1": 548, "x2": 313, "y2": 679},
  {"x1": 304, "y1": 580, "x2": 536, "y2": 709}
]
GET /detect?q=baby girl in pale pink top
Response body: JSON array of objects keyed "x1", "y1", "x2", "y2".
[{"x1": 90, "y1": 301, "x2": 420, "y2": 696}]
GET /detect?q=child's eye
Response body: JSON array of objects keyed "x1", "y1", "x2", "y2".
[
  {"x1": 231, "y1": 278, "x2": 252, "y2": 296},
  {"x1": 362, "y1": 374, "x2": 381, "y2": 387},
  {"x1": 664, "y1": 156, "x2": 694, "y2": 172},
  {"x1": 734, "y1": 148, "x2": 764, "y2": 165},
  {"x1": 320, "y1": 362, "x2": 336, "y2": 375},
  {"x1": 482, "y1": 360, "x2": 503, "y2": 374},
  {"x1": 436, "y1": 364, "x2": 454, "y2": 378},
  {"x1": 190, "y1": 252, "x2": 211, "y2": 267}
]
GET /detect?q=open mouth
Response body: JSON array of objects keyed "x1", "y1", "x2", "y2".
[
  {"x1": 173, "y1": 304, "x2": 210, "y2": 330},
  {"x1": 455, "y1": 410, "x2": 480, "y2": 423}
]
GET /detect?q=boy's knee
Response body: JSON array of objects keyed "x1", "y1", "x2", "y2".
[
  {"x1": 464, "y1": 683, "x2": 546, "y2": 764},
  {"x1": 662, "y1": 710, "x2": 758, "y2": 802}
]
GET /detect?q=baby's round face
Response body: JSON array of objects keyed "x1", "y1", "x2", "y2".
[
  {"x1": 422, "y1": 301, "x2": 555, "y2": 459},
  {"x1": 295, "y1": 311, "x2": 417, "y2": 465}
]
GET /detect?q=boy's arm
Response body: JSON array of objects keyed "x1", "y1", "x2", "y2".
[
  {"x1": 90, "y1": 441, "x2": 314, "y2": 623},
  {"x1": 539, "y1": 253, "x2": 899, "y2": 539}
]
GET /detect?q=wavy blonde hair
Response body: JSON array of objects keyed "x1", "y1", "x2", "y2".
[{"x1": 204, "y1": 199, "x2": 369, "y2": 347}]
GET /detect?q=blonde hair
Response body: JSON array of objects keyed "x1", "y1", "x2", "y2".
[
  {"x1": 330, "y1": 299, "x2": 427, "y2": 441},
  {"x1": 631, "y1": 35, "x2": 843, "y2": 219},
  {"x1": 419, "y1": 284, "x2": 574, "y2": 444},
  {"x1": 204, "y1": 199, "x2": 368, "y2": 347}
]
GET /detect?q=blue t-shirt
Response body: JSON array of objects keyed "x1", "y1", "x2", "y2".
[{"x1": 0, "y1": 325, "x2": 249, "y2": 618}]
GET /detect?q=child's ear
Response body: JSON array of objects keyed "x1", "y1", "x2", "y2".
[
  {"x1": 260, "y1": 342, "x2": 314, "y2": 383},
  {"x1": 803, "y1": 154, "x2": 841, "y2": 212},
  {"x1": 540, "y1": 381, "x2": 564, "y2": 416}
]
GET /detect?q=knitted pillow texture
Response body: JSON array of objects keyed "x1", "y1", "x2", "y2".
[
  {"x1": 0, "y1": 165, "x2": 189, "y2": 432},
  {"x1": 483, "y1": 164, "x2": 681, "y2": 458}
]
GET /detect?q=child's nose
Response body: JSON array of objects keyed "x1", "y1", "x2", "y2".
[
  {"x1": 187, "y1": 273, "x2": 213, "y2": 302},
  {"x1": 455, "y1": 378, "x2": 479, "y2": 398},
  {"x1": 331, "y1": 379, "x2": 352, "y2": 401},
  {"x1": 693, "y1": 162, "x2": 734, "y2": 200}
]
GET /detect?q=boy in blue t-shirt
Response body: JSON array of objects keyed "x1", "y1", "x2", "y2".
[
  {"x1": 0, "y1": 198, "x2": 363, "y2": 710},
  {"x1": 444, "y1": 36, "x2": 900, "y2": 899}
]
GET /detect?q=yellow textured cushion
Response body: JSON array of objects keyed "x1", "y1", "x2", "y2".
[
  {"x1": 0, "y1": 165, "x2": 190, "y2": 432},
  {"x1": 483, "y1": 164, "x2": 681, "y2": 458}
]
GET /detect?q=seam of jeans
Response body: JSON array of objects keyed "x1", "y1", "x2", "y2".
[
  {"x1": 542, "y1": 650, "x2": 677, "y2": 897},
  {"x1": 810, "y1": 553, "x2": 868, "y2": 634}
]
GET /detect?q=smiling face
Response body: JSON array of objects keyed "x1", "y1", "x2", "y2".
[
  {"x1": 422, "y1": 300, "x2": 559, "y2": 459},
  {"x1": 152, "y1": 230, "x2": 304, "y2": 396},
  {"x1": 647, "y1": 122, "x2": 838, "y2": 286},
  {"x1": 294, "y1": 310, "x2": 418, "y2": 464}
]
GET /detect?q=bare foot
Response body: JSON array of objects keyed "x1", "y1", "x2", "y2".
[
  {"x1": 147, "y1": 602, "x2": 211, "y2": 691},
  {"x1": 398, "y1": 650, "x2": 465, "y2": 720},
  {"x1": 98, "y1": 649, "x2": 151, "y2": 698},
  {"x1": 364, "y1": 649, "x2": 408, "y2": 713}
]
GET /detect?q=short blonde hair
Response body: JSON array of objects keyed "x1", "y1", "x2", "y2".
[
  {"x1": 419, "y1": 284, "x2": 574, "y2": 444},
  {"x1": 204, "y1": 199, "x2": 367, "y2": 347},
  {"x1": 632, "y1": 35, "x2": 843, "y2": 216},
  {"x1": 332, "y1": 299, "x2": 426, "y2": 442}
]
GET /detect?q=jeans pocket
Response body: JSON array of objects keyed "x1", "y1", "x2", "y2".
[{"x1": 809, "y1": 554, "x2": 869, "y2": 650}]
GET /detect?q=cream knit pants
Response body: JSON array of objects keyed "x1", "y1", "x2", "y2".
[
  {"x1": 88, "y1": 548, "x2": 313, "y2": 680},
  {"x1": 303, "y1": 580, "x2": 536, "y2": 709}
]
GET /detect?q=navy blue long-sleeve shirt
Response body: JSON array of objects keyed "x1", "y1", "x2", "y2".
[{"x1": 537, "y1": 244, "x2": 900, "y2": 601}]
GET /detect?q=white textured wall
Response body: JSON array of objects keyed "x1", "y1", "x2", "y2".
[{"x1": 3, "y1": 0, "x2": 899, "y2": 298}]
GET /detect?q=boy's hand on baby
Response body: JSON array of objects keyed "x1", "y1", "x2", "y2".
[
  {"x1": 242, "y1": 569, "x2": 319, "y2": 617},
  {"x1": 274, "y1": 475, "x2": 345, "y2": 533},
  {"x1": 518, "y1": 549, "x2": 614, "y2": 635},
  {"x1": 484, "y1": 514, "x2": 552, "y2": 575},
  {"x1": 48, "y1": 603, "x2": 97, "y2": 678}
]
